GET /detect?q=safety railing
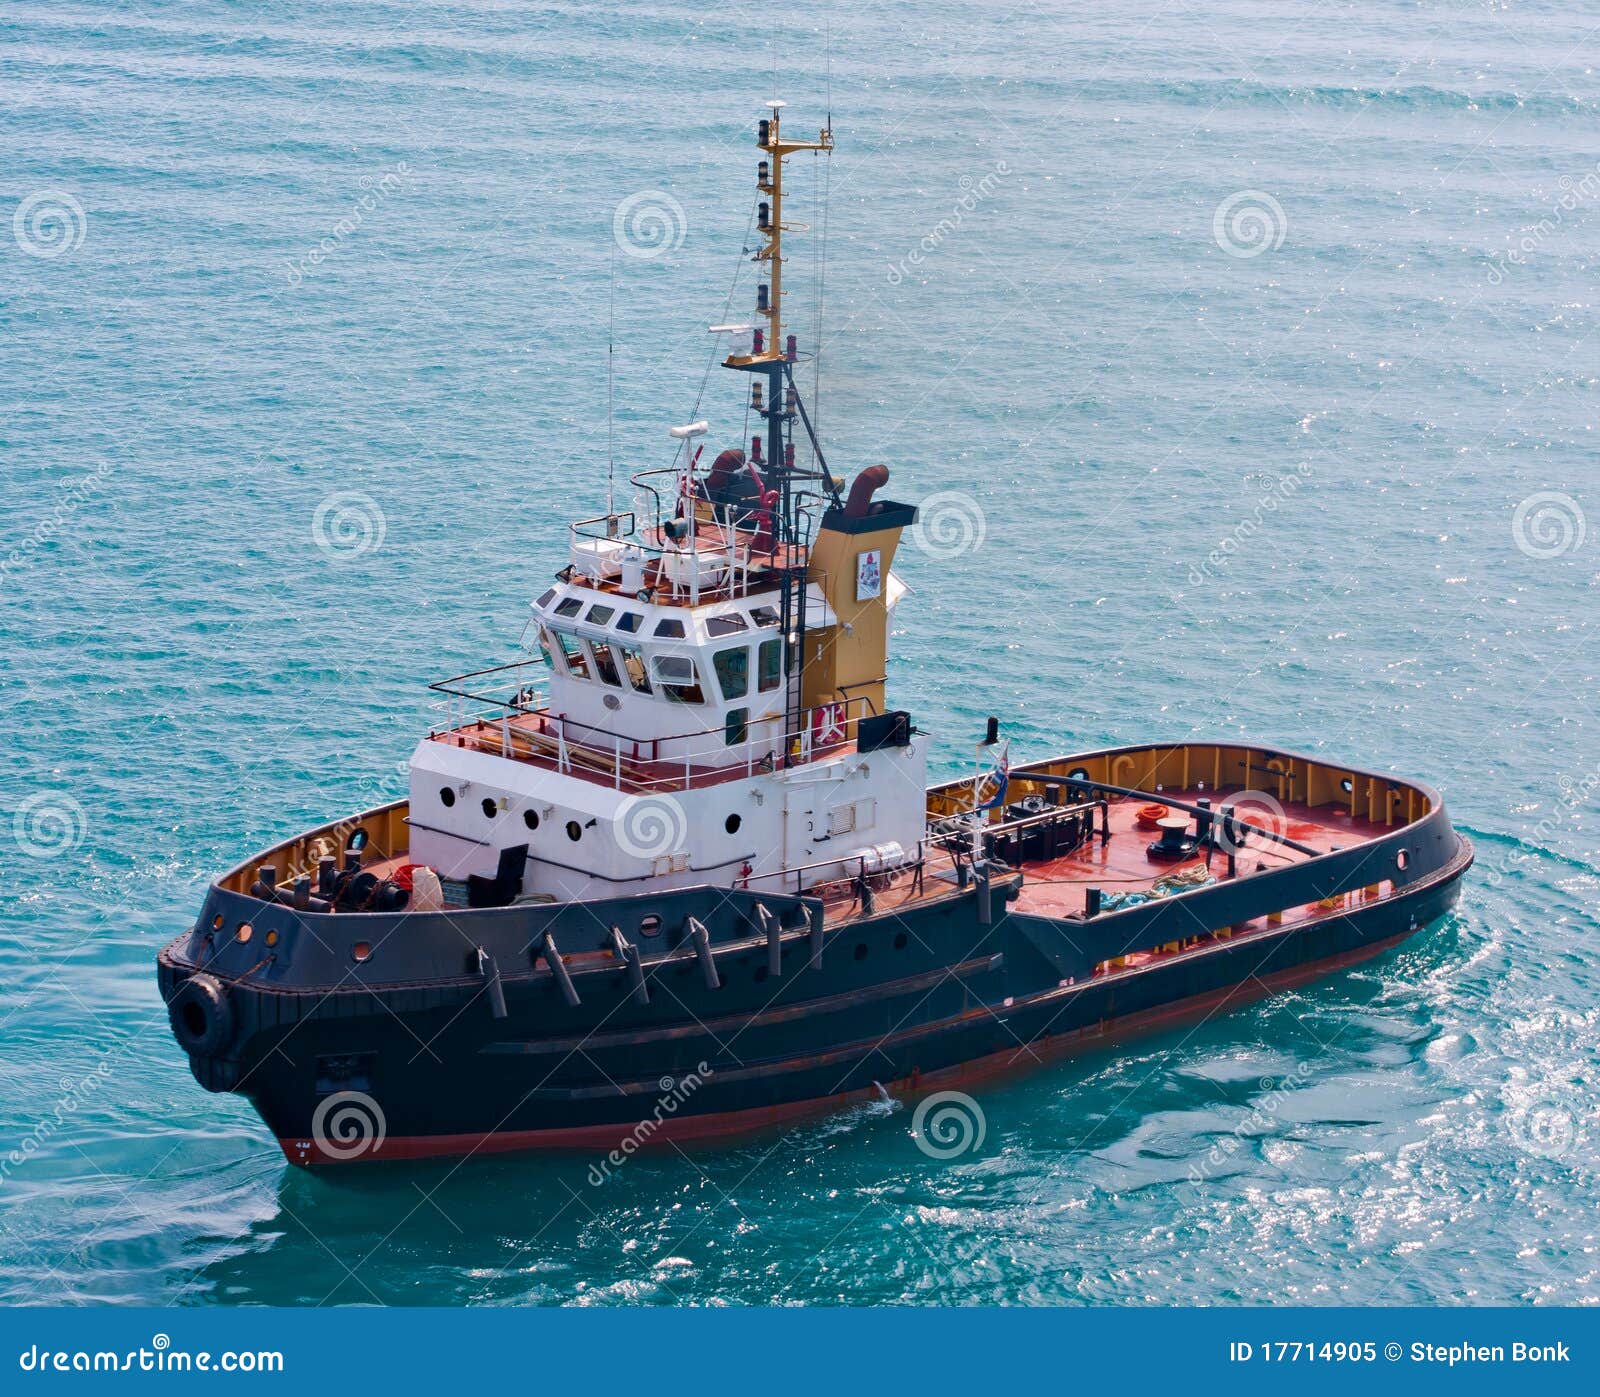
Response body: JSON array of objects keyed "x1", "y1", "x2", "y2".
[{"x1": 426, "y1": 665, "x2": 876, "y2": 793}]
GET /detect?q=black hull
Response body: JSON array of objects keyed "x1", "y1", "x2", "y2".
[{"x1": 158, "y1": 807, "x2": 1471, "y2": 1166}]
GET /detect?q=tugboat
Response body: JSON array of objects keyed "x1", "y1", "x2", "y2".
[{"x1": 158, "y1": 105, "x2": 1472, "y2": 1165}]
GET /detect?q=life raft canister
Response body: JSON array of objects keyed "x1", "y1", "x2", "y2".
[{"x1": 168, "y1": 973, "x2": 235, "y2": 1058}]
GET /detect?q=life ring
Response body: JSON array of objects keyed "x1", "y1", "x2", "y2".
[
  {"x1": 168, "y1": 973, "x2": 235, "y2": 1057},
  {"x1": 1136, "y1": 803, "x2": 1169, "y2": 830}
]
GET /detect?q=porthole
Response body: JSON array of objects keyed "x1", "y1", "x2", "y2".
[
  {"x1": 853, "y1": 943, "x2": 868, "y2": 961},
  {"x1": 1068, "y1": 767, "x2": 1089, "y2": 782},
  {"x1": 1340, "y1": 777, "x2": 1354, "y2": 794},
  {"x1": 1396, "y1": 849, "x2": 1411, "y2": 871},
  {"x1": 236, "y1": 922, "x2": 254, "y2": 944},
  {"x1": 893, "y1": 932, "x2": 908, "y2": 951},
  {"x1": 481, "y1": 797, "x2": 498, "y2": 819},
  {"x1": 523, "y1": 810, "x2": 540, "y2": 831},
  {"x1": 639, "y1": 914, "x2": 662, "y2": 937},
  {"x1": 352, "y1": 941, "x2": 372, "y2": 963},
  {"x1": 440, "y1": 787, "x2": 457, "y2": 808},
  {"x1": 725, "y1": 813, "x2": 742, "y2": 834},
  {"x1": 211, "y1": 913, "x2": 224, "y2": 930},
  {"x1": 566, "y1": 820, "x2": 582, "y2": 842},
  {"x1": 265, "y1": 930, "x2": 279, "y2": 948}
]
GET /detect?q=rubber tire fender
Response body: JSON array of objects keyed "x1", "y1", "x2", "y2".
[{"x1": 169, "y1": 973, "x2": 235, "y2": 1057}]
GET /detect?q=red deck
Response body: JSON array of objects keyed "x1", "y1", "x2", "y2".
[{"x1": 1009, "y1": 788, "x2": 1393, "y2": 921}]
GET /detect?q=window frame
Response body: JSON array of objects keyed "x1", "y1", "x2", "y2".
[
  {"x1": 757, "y1": 636, "x2": 782, "y2": 692},
  {"x1": 713, "y1": 645, "x2": 750, "y2": 701}
]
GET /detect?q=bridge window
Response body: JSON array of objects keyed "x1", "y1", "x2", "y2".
[
  {"x1": 725, "y1": 707, "x2": 749, "y2": 746},
  {"x1": 654, "y1": 618, "x2": 686, "y2": 638},
  {"x1": 589, "y1": 641, "x2": 622, "y2": 687},
  {"x1": 584, "y1": 603, "x2": 615, "y2": 626},
  {"x1": 652, "y1": 653, "x2": 703, "y2": 704},
  {"x1": 750, "y1": 605, "x2": 780, "y2": 628},
  {"x1": 714, "y1": 646, "x2": 750, "y2": 700},
  {"x1": 707, "y1": 613, "x2": 748, "y2": 638},
  {"x1": 758, "y1": 637, "x2": 782, "y2": 692},
  {"x1": 555, "y1": 631, "x2": 590, "y2": 678},
  {"x1": 620, "y1": 647, "x2": 651, "y2": 693},
  {"x1": 615, "y1": 612, "x2": 643, "y2": 634},
  {"x1": 537, "y1": 626, "x2": 558, "y2": 669},
  {"x1": 554, "y1": 597, "x2": 583, "y2": 618}
]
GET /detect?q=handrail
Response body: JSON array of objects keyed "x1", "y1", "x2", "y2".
[
  {"x1": 428, "y1": 691, "x2": 879, "y2": 794},
  {"x1": 742, "y1": 838, "x2": 927, "y2": 900}
]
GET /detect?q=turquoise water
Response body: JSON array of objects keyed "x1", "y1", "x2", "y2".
[{"x1": 2, "y1": 0, "x2": 1597, "y2": 1305}]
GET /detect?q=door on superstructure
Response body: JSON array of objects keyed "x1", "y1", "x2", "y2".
[{"x1": 782, "y1": 788, "x2": 817, "y2": 894}]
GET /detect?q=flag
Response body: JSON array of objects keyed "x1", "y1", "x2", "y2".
[{"x1": 976, "y1": 739, "x2": 1010, "y2": 810}]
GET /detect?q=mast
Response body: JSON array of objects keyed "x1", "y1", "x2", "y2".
[
  {"x1": 723, "y1": 100, "x2": 835, "y2": 551},
  {"x1": 721, "y1": 101, "x2": 835, "y2": 764}
]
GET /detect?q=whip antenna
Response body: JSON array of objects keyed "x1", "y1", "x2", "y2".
[{"x1": 606, "y1": 242, "x2": 617, "y2": 518}]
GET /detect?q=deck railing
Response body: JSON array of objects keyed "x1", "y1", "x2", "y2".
[{"x1": 428, "y1": 660, "x2": 875, "y2": 793}]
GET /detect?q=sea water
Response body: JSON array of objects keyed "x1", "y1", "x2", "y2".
[{"x1": 1, "y1": 0, "x2": 1596, "y2": 1305}]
